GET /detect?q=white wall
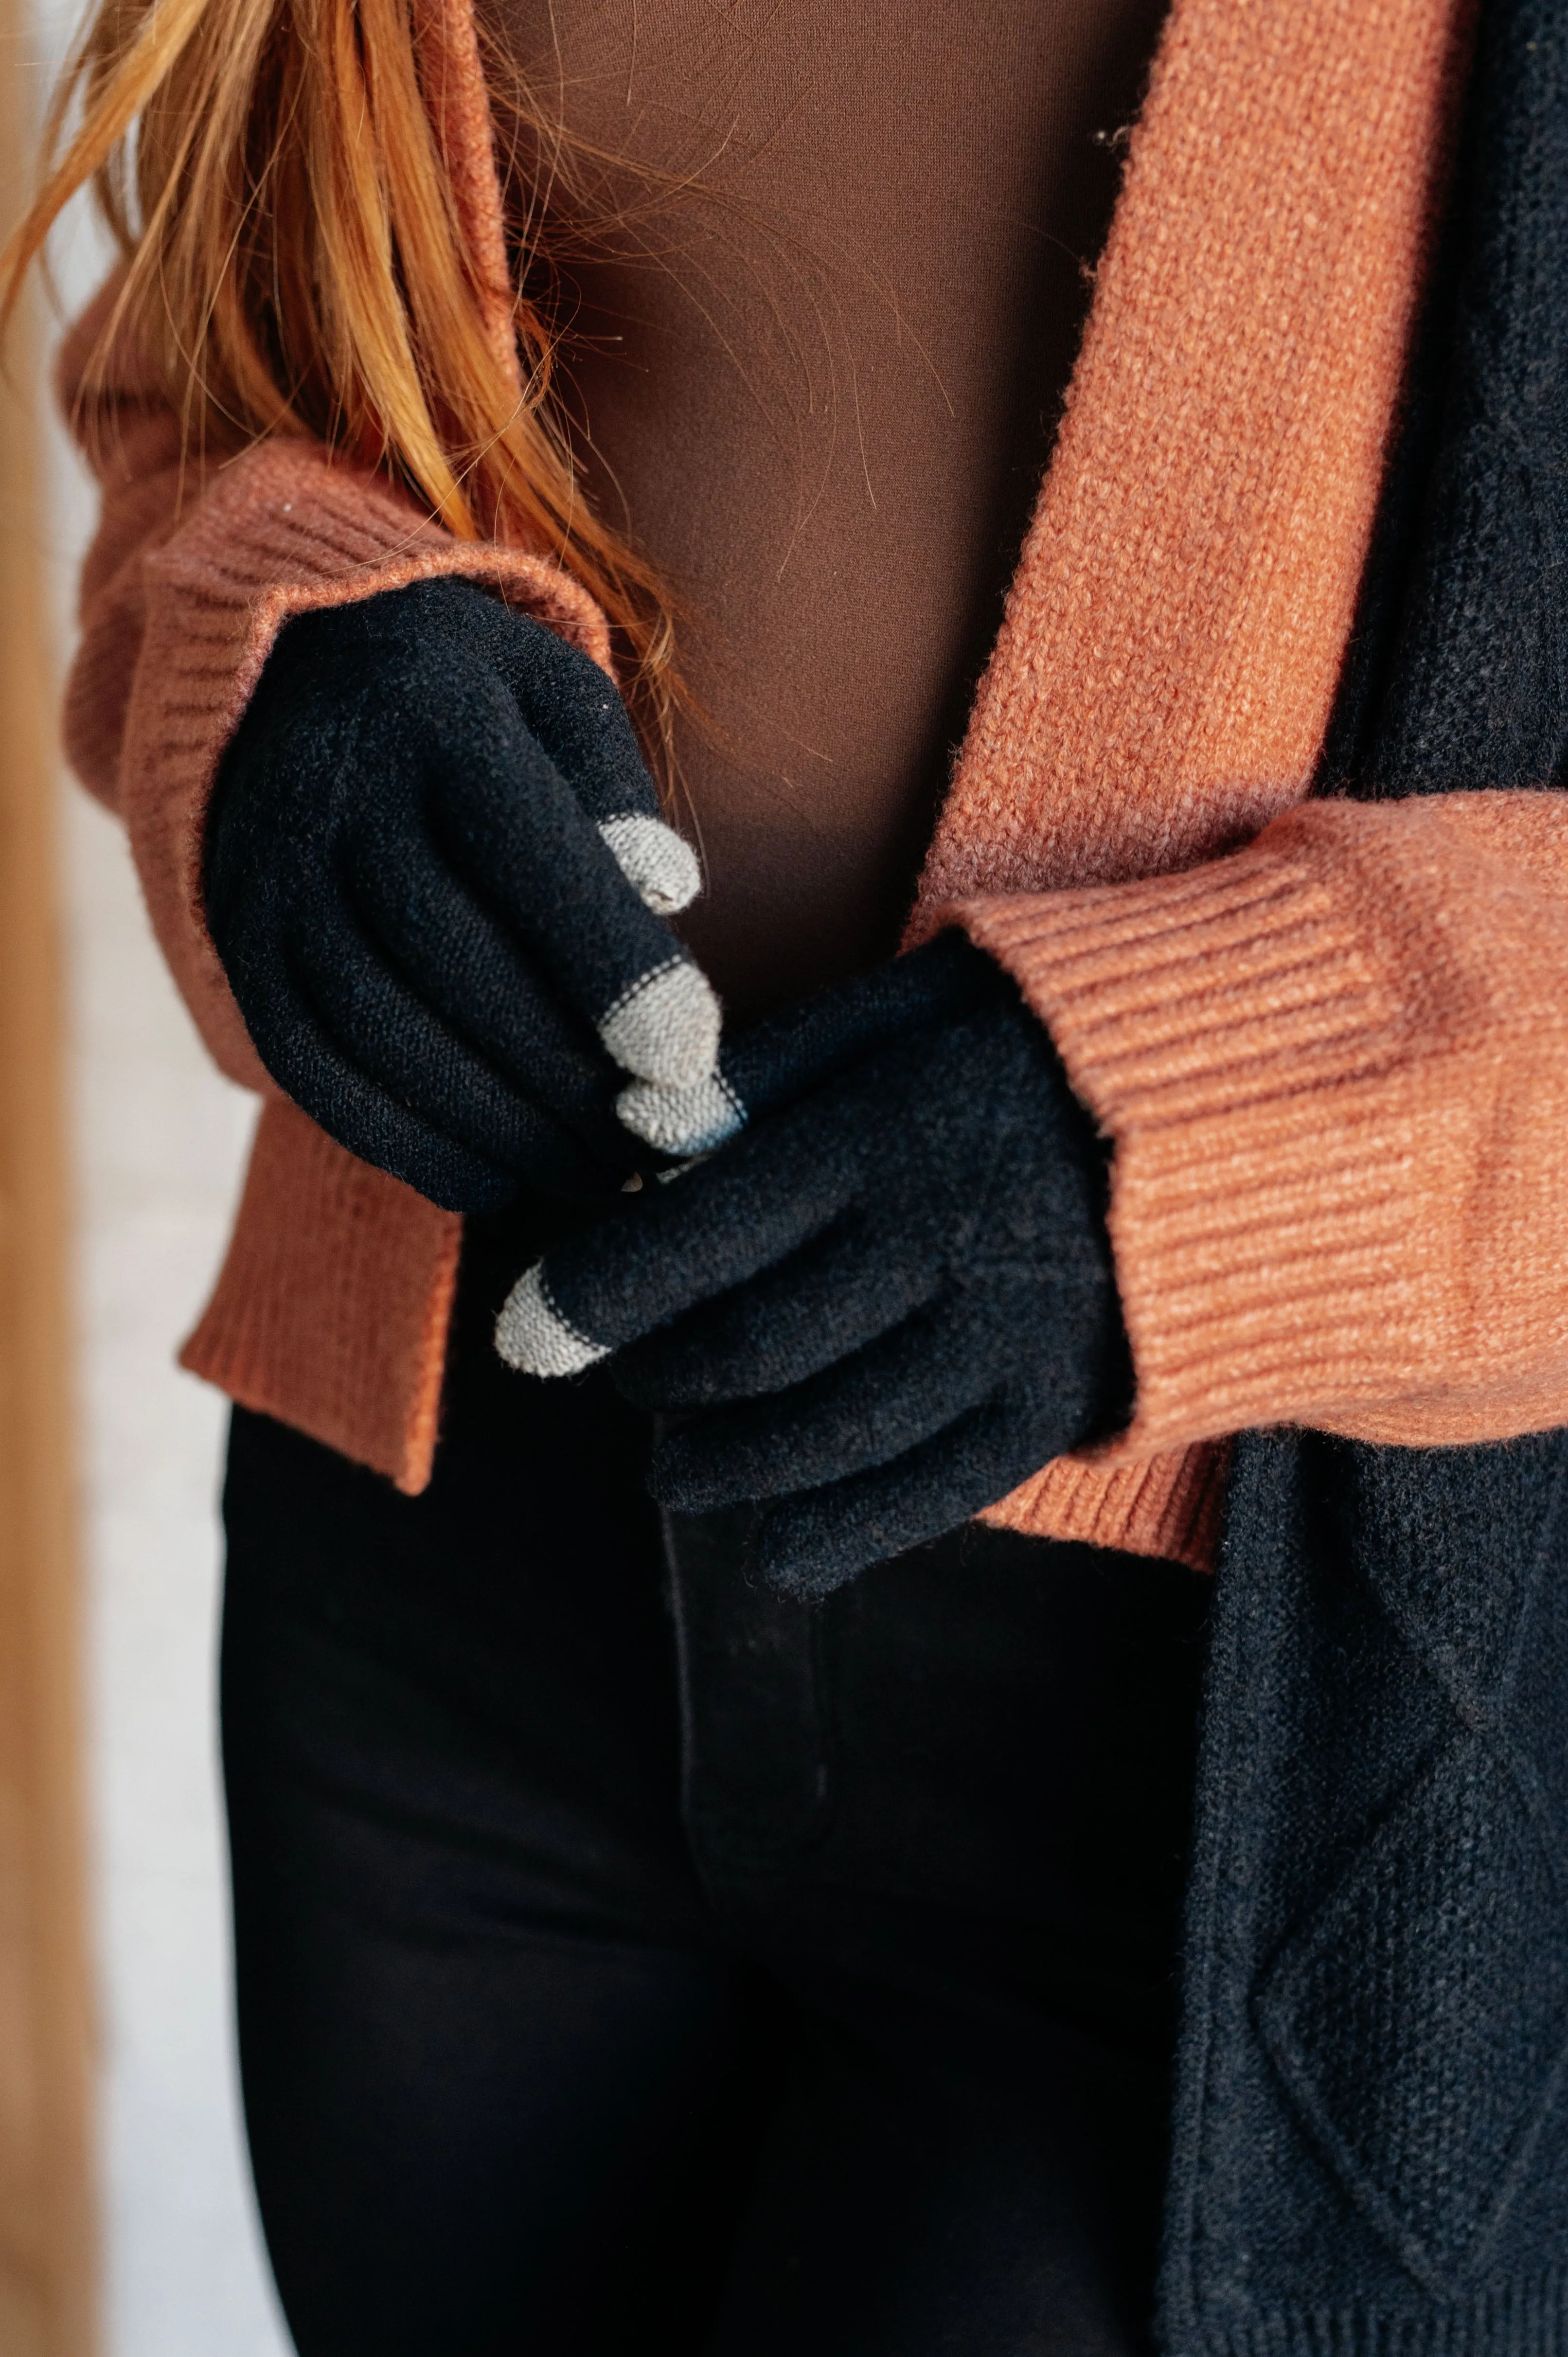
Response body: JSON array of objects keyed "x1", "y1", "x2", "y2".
[
  {"x1": 64, "y1": 792, "x2": 288, "y2": 2357},
  {"x1": 30, "y1": 30, "x2": 295, "y2": 2349}
]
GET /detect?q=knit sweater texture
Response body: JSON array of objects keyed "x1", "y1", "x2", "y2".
[
  {"x1": 64, "y1": 0, "x2": 1501, "y2": 1558},
  {"x1": 63, "y1": 0, "x2": 1568, "y2": 2329}
]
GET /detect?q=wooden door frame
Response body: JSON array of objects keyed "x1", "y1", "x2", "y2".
[{"x1": 0, "y1": 10, "x2": 98, "y2": 2347}]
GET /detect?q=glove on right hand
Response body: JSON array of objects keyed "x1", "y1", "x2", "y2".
[
  {"x1": 496, "y1": 932, "x2": 1131, "y2": 1595},
  {"x1": 205, "y1": 577, "x2": 721, "y2": 1211}
]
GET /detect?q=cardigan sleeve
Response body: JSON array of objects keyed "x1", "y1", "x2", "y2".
[
  {"x1": 58, "y1": 278, "x2": 614, "y2": 1093},
  {"x1": 951, "y1": 790, "x2": 1568, "y2": 1459}
]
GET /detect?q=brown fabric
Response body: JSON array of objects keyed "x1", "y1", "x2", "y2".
[
  {"x1": 492, "y1": 0, "x2": 1171, "y2": 1020},
  {"x1": 63, "y1": 0, "x2": 1496, "y2": 1559}
]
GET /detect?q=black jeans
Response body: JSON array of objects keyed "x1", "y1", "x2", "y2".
[{"x1": 220, "y1": 1218, "x2": 1210, "y2": 2357}]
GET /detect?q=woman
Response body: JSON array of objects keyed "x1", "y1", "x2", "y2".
[{"x1": 8, "y1": 0, "x2": 1568, "y2": 2346}]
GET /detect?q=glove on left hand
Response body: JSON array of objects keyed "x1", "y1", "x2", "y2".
[
  {"x1": 205, "y1": 577, "x2": 720, "y2": 1212},
  {"x1": 495, "y1": 933, "x2": 1132, "y2": 1593}
]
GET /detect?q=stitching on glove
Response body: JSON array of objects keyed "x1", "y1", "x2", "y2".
[
  {"x1": 598, "y1": 958, "x2": 722, "y2": 1088},
  {"x1": 494, "y1": 1263, "x2": 609, "y2": 1376},
  {"x1": 596, "y1": 814, "x2": 702, "y2": 916}
]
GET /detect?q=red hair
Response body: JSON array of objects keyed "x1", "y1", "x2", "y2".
[{"x1": 1, "y1": 0, "x2": 683, "y2": 764}]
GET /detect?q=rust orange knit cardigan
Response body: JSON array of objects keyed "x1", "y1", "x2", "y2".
[{"x1": 66, "y1": 0, "x2": 1568, "y2": 1574}]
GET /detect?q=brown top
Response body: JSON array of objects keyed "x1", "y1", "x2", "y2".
[{"x1": 492, "y1": 0, "x2": 1169, "y2": 1018}]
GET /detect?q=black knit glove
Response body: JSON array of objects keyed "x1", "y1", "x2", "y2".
[
  {"x1": 495, "y1": 933, "x2": 1133, "y2": 1593},
  {"x1": 204, "y1": 577, "x2": 723, "y2": 1212}
]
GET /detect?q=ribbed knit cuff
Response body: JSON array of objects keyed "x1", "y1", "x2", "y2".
[
  {"x1": 953, "y1": 803, "x2": 1532, "y2": 1460},
  {"x1": 978, "y1": 1440, "x2": 1232, "y2": 1576}
]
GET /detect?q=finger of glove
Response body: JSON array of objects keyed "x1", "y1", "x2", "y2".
[
  {"x1": 465, "y1": 594, "x2": 660, "y2": 824},
  {"x1": 750, "y1": 1393, "x2": 1037, "y2": 1599},
  {"x1": 717, "y1": 929, "x2": 1010, "y2": 1125},
  {"x1": 613, "y1": 936, "x2": 1000, "y2": 1155},
  {"x1": 613, "y1": 1214, "x2": 943, "y2": 1410},
  {"x1": 274, "y1": 579, "x2": 654, "y2": 825},
  {"x1": 282, "y1": 910, "x2": 620, "y2": 1197},
  {"x1": 423, "y1": 720, "x2": 719, "y2": 1086},
  {"x1": 441, "y1": 595, "x2": 702, "y2": 914},
  {"x1": 339, "y1": 825, "x2": 634, "y2": 1143},
  {"x1": 648, "y1": 1302, "x2": 998, "y2": 1512},
  {"x1": 615, "y1": 1067, "x2": 748, "y2": 1159},
  {"x1": 229, "y1": 951, "x2": 521, "y2": 1213},
  {"x1": 256, "y1": 579, "x2": 660, "y2": 832},
  {"x1": 494, "y1": 1102, "x2": 874, "y2": 1374}
]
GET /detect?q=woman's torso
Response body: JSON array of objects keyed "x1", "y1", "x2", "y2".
[{"x1": 490, "y1": 0, "x2": 1168, "y2": 1018}]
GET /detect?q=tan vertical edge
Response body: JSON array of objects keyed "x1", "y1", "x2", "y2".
[{"x1": 0, "y1": 5, "x2": 99, "y2": 2350}]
